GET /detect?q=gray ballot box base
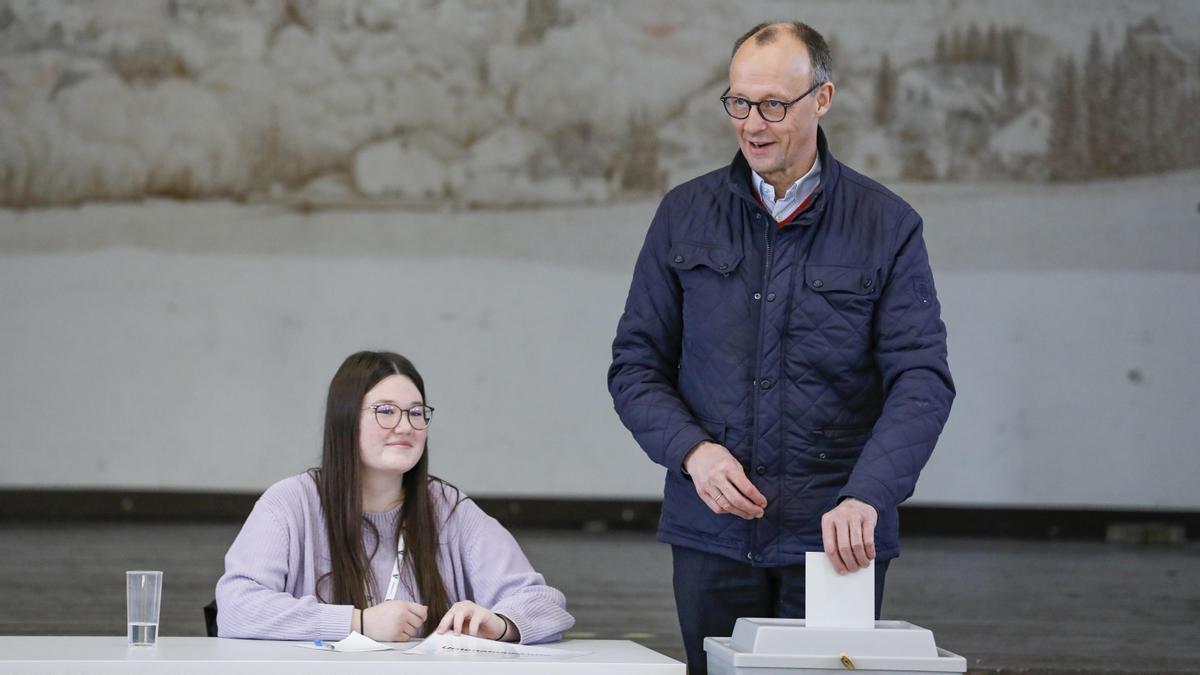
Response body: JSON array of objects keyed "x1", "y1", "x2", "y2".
[{"x1": 704, "y1": 618, "x2": 967, "y2": 675}]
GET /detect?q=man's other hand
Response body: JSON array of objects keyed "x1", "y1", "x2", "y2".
[{"x1": 683, "y1": 441, "x2": 767, "y2": 520}]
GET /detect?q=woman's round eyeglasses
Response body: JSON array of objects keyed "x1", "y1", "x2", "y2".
[{"x1": 364, "y1": 403, "x2": 435, "y2": 431}]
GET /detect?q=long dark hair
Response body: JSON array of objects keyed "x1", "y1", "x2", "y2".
[{"x1": 311, "y1": 350, "x2": 453, "y2": 635}]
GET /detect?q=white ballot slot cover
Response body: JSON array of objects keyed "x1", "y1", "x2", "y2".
[{"x1": 703, "y1": 553, "x2": 967, "y2": 674}]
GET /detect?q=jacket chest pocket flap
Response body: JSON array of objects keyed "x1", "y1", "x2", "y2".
[
  {"x1": 805, "y1": 264, "x2": 879, "y2": 296},
  {"x1": 669, "y1": 243, "x2": 743, "y2": 278}
]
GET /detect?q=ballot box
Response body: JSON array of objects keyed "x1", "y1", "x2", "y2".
[{"x1": 704, "y1": 618, "x2": 967, "y2": 675}]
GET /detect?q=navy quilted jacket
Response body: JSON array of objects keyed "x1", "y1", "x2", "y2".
[{"x1": 608, "y1": 129, "x2": 954, "y2": 565}]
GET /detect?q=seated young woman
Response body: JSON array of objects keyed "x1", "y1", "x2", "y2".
[{"x1": 216, "y1": 350, "x2": 574, "y2": 643}]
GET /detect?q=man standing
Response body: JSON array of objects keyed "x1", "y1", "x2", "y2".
[{"x1": 607, "y1": 22, "x2": 955, "y2": 673}]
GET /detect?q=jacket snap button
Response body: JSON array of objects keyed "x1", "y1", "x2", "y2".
[
  {"x1": 753, "y1": 292, "x2": 762, "y2": 300},
  {"x1": 719, "y1": 263, "x2": 729, "y2": 271},
  {"x1": 812, "y1": 279, "x2": 824, "y2": 289},
  {"x1": 747, "y1": 552, "x2": 753, "y2": 560},
  {"x1": 673, "y1": 255, "x2": 684, "y2": 263},
  {"x1": 863, "y1": 278, "x2": 873, "y2": 289},
  {"x1": 756, "y1": 465, "x2": 766, "y2": 476},
  {"x1": 819, "y1": 452, "x2": 828, "y2": 459},
  {"x1": 766, "y1": 292, "x2": 776, "y2": 301},
  {"x1": 759, "y1": 379, "x2": 772, "y2": 389}
]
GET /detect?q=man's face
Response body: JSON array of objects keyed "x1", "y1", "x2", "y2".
[{"x1": 728, "y1": 35, "x2": 833, "y2": 188}]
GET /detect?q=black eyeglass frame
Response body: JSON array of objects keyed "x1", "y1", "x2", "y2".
[
  {"x1": 363, "y1": 403, "x2": 436, "y2": 430},
  {"x1": 720, "y1": 82, "x2": 822, "y2": 122}
]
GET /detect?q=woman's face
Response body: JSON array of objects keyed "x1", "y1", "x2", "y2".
[{"x1": 358, "y1": 374, "x2": 428, "y2": 479}]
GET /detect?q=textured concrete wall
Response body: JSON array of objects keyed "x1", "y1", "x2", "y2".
[
  {"x1": 3, "y1": 1, "x2": 1197, "y2": 507},
  {"x1": 2, "y1": 169, "x2": 1197, "y2": 507}
]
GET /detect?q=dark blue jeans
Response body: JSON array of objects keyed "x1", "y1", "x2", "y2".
[{"x1": 672, "y1": 545, "x2": 890, "y2": 675}]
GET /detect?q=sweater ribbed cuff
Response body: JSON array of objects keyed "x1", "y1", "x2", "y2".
[{"x1": 317, "y1": 604, "x2": 356, "y2": 641}]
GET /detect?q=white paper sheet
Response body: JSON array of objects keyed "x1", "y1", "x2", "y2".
[
  {"x1": 405, "y1": 632, "x2": 588, "y2": 658},
  {"x1": 295, "y1": 631, "x2": 393, "y2": 652},
  {"x1": 804, "y1": 552, "x2": 875, "y2": 629}
]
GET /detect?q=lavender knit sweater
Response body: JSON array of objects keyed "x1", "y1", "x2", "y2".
[{"x1": 215, "y1": 473, "x2": 574, "y2": 643}]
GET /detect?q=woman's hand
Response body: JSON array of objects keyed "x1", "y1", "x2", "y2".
[
  {"x1": 359, "y1": 600, "x2": 428, "y2": 642},
  {"x1": 435, "y1": 600, "x2": 512, "y2": 641}
]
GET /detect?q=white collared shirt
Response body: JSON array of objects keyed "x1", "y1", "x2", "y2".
[{"x1": 752, "y1": 154, "x2": 822, "y2": 222}]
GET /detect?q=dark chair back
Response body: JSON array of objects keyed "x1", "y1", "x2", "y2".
[{"x1": 203, "y1": 599, "x2": 218, "y2": 637}]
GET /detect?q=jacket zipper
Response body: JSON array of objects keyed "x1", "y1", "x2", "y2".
[
  {"x1": 763, "y1": 216, "x2": 774, "y2": 285},
  {"x1": 747, "y1": 210, "x2": 775, "y2": 564}
]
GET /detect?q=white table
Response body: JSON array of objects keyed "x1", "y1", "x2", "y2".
[{"x1": 0, "y1": 636, "x2": 684, "y2": 674}]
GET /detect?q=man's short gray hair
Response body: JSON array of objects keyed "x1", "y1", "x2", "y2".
[{"x1": 731, "y1": 22, "x2": 834, "y2": 86}]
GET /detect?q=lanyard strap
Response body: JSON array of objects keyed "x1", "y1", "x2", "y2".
[
  {"x1": 383, "y1": 532, "x2": 406, "y2": 603},
  {"x1": 365, "y1": 530, "x2": 406, "y2": 606}
]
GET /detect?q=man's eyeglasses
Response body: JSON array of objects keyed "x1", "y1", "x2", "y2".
[
  {"x1": 365, "y1": 403, "x2": 435, "y2": 431},
  {"x1": 720, "y1": 83, "x2": 821, "y2": 123}
]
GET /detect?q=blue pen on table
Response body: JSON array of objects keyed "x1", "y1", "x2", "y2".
[{"x1": 312, "y1": 640, "x2": 336, "y2": 651}]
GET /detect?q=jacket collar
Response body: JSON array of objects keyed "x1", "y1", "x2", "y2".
[{"x1": 726, "y1": 126, "x2": 839, "y2": 227}]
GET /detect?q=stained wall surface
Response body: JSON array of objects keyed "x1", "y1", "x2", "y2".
[{"x1": 2, "y1": 1, "x2": 1197, "y2": 508}]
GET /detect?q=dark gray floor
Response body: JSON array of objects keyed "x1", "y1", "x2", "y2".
[{"x1": 0, "y1": 522, "x2": 1196, "y2": 673}]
